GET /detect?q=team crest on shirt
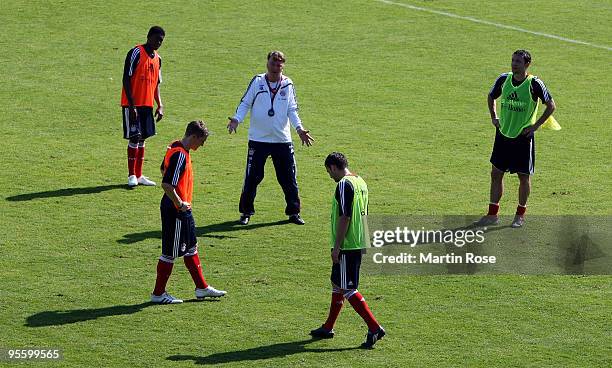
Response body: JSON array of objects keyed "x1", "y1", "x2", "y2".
[
  {"x1": 181, "y1": 243, "x2": 186, "y2": 252},
  {"x1": 280, "y1": 90, "x2": 286, "y2": 97}
]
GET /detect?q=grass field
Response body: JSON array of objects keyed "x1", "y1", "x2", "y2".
[{"x1": 1, "y1": 0, "x2": 611, "y2": 366}]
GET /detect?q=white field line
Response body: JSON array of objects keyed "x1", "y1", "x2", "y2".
[{"x1": 375, "y1": 0, "x2": 612, "y2": 52}]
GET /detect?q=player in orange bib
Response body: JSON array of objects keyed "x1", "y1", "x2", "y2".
[
  {"x1": 152, "y1": 120, "x2": 227, "y2": 303},
  {"x1": 121, "y1": 26, "x2": 165, "y2": 188}
]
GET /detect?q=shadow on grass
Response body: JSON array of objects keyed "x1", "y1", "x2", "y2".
[
  {"x1": 6, "y1": 184, "x2": 131, "y2": 201},
  {"x1": 167, "y1": 339, "x2": 361, "y2": 365},
  {"x1": 25, "y1": 302, "x2": 155, "y2": 327},
  {"x1": 25, "y1": 299, "x2": 219, "y2": 327},
  {"x1": 118, "y1": 219, "x2": 291, "y2": 244}
]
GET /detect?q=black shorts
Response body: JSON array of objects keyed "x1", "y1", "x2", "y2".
[
  {"x1": 161, "y1": 208, "x2": 198, "y2": 259},
  {"x1": 331, "y1": 249, "x2": 363, "y2": 290},
  {"x1": 122, "y1": 106, "x2": 156, "y2": 140},
  {"x1": 490, "y1": 128, "x2": 535, "y2": 175}
]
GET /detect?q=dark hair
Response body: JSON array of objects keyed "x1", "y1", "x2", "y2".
[
  {"x1": 185, "y1": 120, "x2": 209, "y2": 138},
  {"x1": 147, "y1": 26, "x2": 165, "y2": 38},
  {"x1": 513, "y1": 49, "x2": 531, "y2": 64},
  {"x1": 325, "y1": 152, "x2": 348, "y2": 170},
  {"x1": 267, "y1": 50, "x2": 286, "y2": 62}
]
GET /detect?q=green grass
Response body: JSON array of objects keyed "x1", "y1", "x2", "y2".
[{"x1": 1, "y1": 0, "x2": 610, "y2": 366}]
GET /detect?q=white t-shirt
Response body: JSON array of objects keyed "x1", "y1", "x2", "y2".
[{"x1": 232, "y1": 73, "x2": 303, "y2": 143}]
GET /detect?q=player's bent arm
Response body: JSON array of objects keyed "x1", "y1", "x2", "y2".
[
  {"x1": 534, "y1": 99, "x2": 556, "y2": 129},
  {"x1": 487, "y1": 95, "x2": 500, "y2": 128},
  {"x1": 161, "y1": 182, "x2": 184, "y2": 208}
]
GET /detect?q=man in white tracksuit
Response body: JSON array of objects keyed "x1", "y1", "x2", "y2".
[{"x1": 228, "y1": 51, "x2": 314, "y2": 225}]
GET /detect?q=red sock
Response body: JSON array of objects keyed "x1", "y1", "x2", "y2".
[
  {"x1": 153, "y1": 259, "x2": 173, "y2": 296},
  {"x1": 516, "y1": 205, "x2": 527, "y2": 216},
  {"x1": 323, "y1": 291, "x2": 344, "y2": 330},
  {"x1": 184, "y1": 253, "x2": 209, "y2": 289},
  {"x1": 135, "y1": 144, "x2": 145, "y2": 178},
  {"x1": 488, "y1": 203, "x2": 500, "y2": 216},
  {"x1": 348, "y1": 291, "x2": 380, "y2": 332},
  {"x1": 127, "y1": 144, "x2": 138, "y2": 177}
]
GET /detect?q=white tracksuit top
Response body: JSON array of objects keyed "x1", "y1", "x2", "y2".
[{"x1": 232, "y1": 73, "x2": 303, "y2": 143}]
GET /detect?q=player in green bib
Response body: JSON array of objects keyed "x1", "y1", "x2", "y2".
[
  {"x1": 476, "y1": 50, "x2": 556, "y2": 228},
  {"x1": 310, "y1": 152, "x2": 385, "y2": 349}
]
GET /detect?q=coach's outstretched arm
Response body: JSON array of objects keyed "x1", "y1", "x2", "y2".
[
  {"x1": 287, "y1": 84, "x2": 314, "y2": 146},
  {"x1": 227, "y1": 77, "x2": 257, "y2": 134}
]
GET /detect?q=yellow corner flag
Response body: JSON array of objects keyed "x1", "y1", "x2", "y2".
[{"x1": 541, "y1": 115, "x2": 561, "y2": 130}]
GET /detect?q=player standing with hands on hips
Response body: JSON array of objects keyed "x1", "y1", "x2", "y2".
[
  {"x1": 227, "y1": 51, "x2": 314, "y2": 225},
  {"x1": 121, "y1": 26, "x2": 165, "y2": 188},
  {"x1": 475, "y1": 50, "x2": 556, "y2": 228}
]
